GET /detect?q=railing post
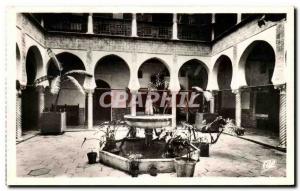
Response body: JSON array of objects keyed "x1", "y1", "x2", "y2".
[
  {"x1": 87, "y1": 13, "x2": 94, "y2": 34},
  {"x1": 131, "y1": 13, "x2": 138, "y2": 37},
  {"x1": 172, "y1": 13, "x2": 178, "y2": 40}
]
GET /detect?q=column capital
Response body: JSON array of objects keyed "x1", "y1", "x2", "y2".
[
  {"x1": 170, "y1": 90, "x2": 179, "y2": 95},
  {"x1": 274, "y1": 84, "x2": 286, "y2": 94},
  {"x1": 232, "y1": 89, "x2": 241, "y2": 94},
  {"x1": 16, "y1": 81, "x2": 26, "y2": 97},
  {"x1": 35, "y1": 85, "x2": 45, "y2": 93},
  {"x1": 129, "y1": 89, "x2": 138, "y2": 94},
  {"x1": 85, "y1": 89, "x2": 94, "y2": 94},
  {"x1": 211, "y1": 90, "x2": 219, "y2": 96}
]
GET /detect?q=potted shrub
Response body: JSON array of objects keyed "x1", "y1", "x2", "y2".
[{"x1": 34, "y1": 48, "x2": 92, "y2": 134}]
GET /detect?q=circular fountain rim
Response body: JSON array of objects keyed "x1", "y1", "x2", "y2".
[{"x1": 124, "y1": 114, "x2": 172, "y2": 120}]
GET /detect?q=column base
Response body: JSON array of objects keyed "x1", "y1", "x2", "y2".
[
  {"x1": 276, "y1": 144, "x2": 286, "y2": 152},
  {"x1": 16, "y1": 136, "x2": 23, "y2": 142}
]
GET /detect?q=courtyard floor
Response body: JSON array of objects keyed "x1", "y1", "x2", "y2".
[{"x1": 16, "y1": 128, "x2": 286, "y2": 178}]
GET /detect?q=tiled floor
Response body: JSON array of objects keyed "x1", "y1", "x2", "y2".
[{"x1": 16, "y1": 128, "x2": 286, "y2": 178}]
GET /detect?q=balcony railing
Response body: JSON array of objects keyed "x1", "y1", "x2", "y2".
[
  {"x1": 178, "y1": 23, "x2": 211, "y2": 41},
  {"x1": 93, "y1": 18, "x2": 131, "y2": 36},
  {"x1": 137, "y1": 22, "x2": 172, "y2": 39},
  {"x1": 45, "y1": 22, "x2": 87, "y2": 33},
  {"x1": 44, "y1": 16, "x2": 213, "y2": 41}
]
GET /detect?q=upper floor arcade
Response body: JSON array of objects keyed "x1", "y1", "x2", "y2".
[
  {"x1": 25, "y1": 13, "x2": 286, "y2": 42},
  {"x1": 16, "y1": 12, "x2": 288, "y2": 93}
]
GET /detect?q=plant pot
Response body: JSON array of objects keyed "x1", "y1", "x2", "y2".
[
  {"x1": 129, "y1": 160, "x2": 140, "y2": 177},
  {"x1": 87, "y1": 151, "x2": 97, "y2": 164},
  {"x1": 40, "y1": 112, "x2": 66, "y2": 134},
  {"x1": 174, "y1": 157, "x2": 197, "y2": 177},
  {"x1": 200, "y1": 143, "x2": 209, "y2": 157}
]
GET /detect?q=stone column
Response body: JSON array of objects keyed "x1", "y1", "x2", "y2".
[
  {"x1": 172, "y1": 13, "x2": 178, "y2": 40},
  {"x1": 237, "y1": 13, "x2": 242, "y2": 23},
  {"x1": 86, "y1": 89, "x2": 94, "y2": 129},
  {"x1": 212, "y1": 91, "x2": 219, "y2": 114},
  {"x1": 16, "y1": 90, "x2": 22, "y2": 140},
  {"x1": 275, "y1": 84, "x2": 286, "y2": 149},
  {"x1": 35, "y1": 86, "x2": 45, "y2": 131},
  {"x1": 233, "y1": 89, "x2": 242, "y2": 127},
  {"x1": 171, "y1": 91, "x2": 178, "y2": 128},
  {"x1": 87, "y1": 13, "x2": 93, "y2": 34},
  {"x1": 211, "y1": 13, "x2": 215, "y2": 41},
  {"x1": 131, "y1": 13, "x2": 138, "y2": 37},
  {"x1": 36, "y1": 86, "x2": 45, "y2": 119},
  {"x1": 130, "y1": 90, "x2": 137, "y2": 116},
  {"x1": 40, "y1": 18, "x2": 44, "y2": 27},
  {"x1": 209, "y1": 92, "x2": 215, "y2": 114}
]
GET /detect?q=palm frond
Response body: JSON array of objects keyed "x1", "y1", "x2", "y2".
[
  {"x1": 50, "y1": 76, "x2": 61, "y2": 94},
  {"x1": 192, "y1": 86, "x2": 204, "y2": 92},
  {"x1": 64, "y1": 70, "x2": 92, "y2": 77},
  {"x1": 65, "y1": 75, "x2": 85, "y2": 94},
  {"x1": 33, "y1": 75, "x2": 55, "y2": 86},
  {"x1": 47, "y1": 48, "x2": 63, "y2": 71},
  {"x1": 203, "y1": 91, "x2": 212, "y2": 101}
]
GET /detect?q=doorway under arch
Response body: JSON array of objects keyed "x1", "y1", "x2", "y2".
[
  {"x1": 22, "y1": 46, "x2": 43, "y2": 132},
  {"x1": 137, "y1": 58, "x2": 170, "y2": 114},
  {"x1": 46, "y1": 52, "x2": 86, "y2": 126},
  {"x1": 178, "y1": 59, "x2": 209, "y2": 123},
  {"x1": 213, "y1": 55, "x2": 235, "y2": 119},
  {"x1": 94, "y1": 55, "x2": 130, "y2": 122},
  {"x1": 239, "y1": 41, "x2": 279, "y2": 133},
  {"x1": 93, "y1": 79, "x2": 111, "y2": 123}
]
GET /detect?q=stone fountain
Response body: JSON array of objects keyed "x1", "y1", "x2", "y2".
[
  {"x1": 98, "y1": 92, "x2": 185, "y2": 176},
  {"x1": 124, "y1": 93, "x2": 172, "y2": 146},
  {"x1": 124, "y1": 114, "x2": 172, "y2": 145}
]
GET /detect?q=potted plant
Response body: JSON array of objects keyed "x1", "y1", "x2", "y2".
[
  {"x1": 193, "y1": 116, "x2": 227, "y2": 157},
  {"x1": 81, "y1": 136, "x2": 106, "y2": 164},
  {"x1": 34, "y1": 48, "x2": 92, "y2": 134},
  {"x1": 86, "y1": 148, "x2": 98, "y2": 164},
  {"x1": 127, "y1": 153, "x2": 143, "y2": 177},
  {"x1": 192, "y1": 86, "x2": 218, "y2": 126},
  {"x1": 82, "y1": 120, "x2": 125, "y2": 163},
  {"x1": 164, "y1": 122, "x2": 199, "y2": 177},
  {"x1": 223, "y1": 118, "x2": 245, "y2": 136}
]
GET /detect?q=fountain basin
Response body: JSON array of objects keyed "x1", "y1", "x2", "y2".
[
  {"x1": 124, "y1": 114, "x2": 172, "y2": 129},
  {"x1": 99, "y1": 138, "x2": 200, "y2": 175}
]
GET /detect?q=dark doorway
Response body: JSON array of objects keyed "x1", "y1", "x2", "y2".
[
  {"x1": 255, "y1": 88, "x2": 280, "y2": 133},
  {"x1": 93, "y1": 79, "x2": 111, "y2": 123},
  {"x1": 22, "y1": 46, "x2": 43, "y2": 132},
  {"x1": 242, "y1": 41, "x2": 279, "y2": 133},
  {"x1": 214, "y1": 55, "x2": 235, "y2": 119}
]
